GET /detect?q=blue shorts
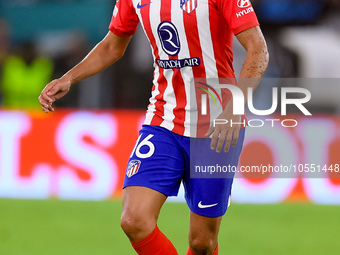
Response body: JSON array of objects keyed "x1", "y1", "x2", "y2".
[{"x1": 124, "y1": 124, "x2": 245, "y2": 217}]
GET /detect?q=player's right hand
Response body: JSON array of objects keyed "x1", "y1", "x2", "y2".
[
  {"x1": 205, "y1": 103, "x2": 242, "y2": 153},
  {"x1": 38, "y1": 78, "x2": 71, "y2": 113}
]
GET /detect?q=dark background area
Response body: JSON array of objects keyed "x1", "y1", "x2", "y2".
[{"x1": 0, "y1": 0, "x2": 339, "y2": 111}]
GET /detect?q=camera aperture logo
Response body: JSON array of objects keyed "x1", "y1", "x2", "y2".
[
  {"x1": 196, "y1": 82, "x2": 312, "y2": 128},
  {"x1": 196, "y1": 82, "x2": 223, "y2": 115}
]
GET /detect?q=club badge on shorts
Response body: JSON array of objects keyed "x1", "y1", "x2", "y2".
[{"x1": 126, "y1": 160, "x2": 141, "y2": 178}]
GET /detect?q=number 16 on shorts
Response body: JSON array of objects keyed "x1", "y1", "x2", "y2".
[{"x1": 130, "y1": 134, "x2": 155, "y2": 159}]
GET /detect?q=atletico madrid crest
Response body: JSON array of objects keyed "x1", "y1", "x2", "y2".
[
  {"x1": 180, "y1": 0, "x2": 197, "y2": 14},
  {"x1": 126, "y1": 160, "x2": 141, "y2": 178}
]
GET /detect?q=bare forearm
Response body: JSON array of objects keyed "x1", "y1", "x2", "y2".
[
  {"x1": 240, "y1": 47, "x2": 268, "y2": 79},
  {"x1": 60, "y1": 32, "x2": 131, "y2": 85},
  {"x1": 238, "y1": 48, "x2": 269, "y2": 100},
  {"x1": 237, "y1": 26, "x2": 269, "y2": 102},
  {"x1": 39, "y1": 32, "x2": 131, "y2": 113}
]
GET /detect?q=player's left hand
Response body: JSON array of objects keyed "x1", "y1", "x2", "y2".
[{"x1": 205, "y1": 106, "x2": 242, "y2": 153}]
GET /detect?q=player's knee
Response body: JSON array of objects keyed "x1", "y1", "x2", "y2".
[
  {"x1": 120, "y1": 215, "x2": 141, "y2": 236},
  {"x1": 189, "y1": 236, "x2": 215, "y2": 255},
  {"x1": 120, "y1": 213, "x2": 154, "y2": 241}
]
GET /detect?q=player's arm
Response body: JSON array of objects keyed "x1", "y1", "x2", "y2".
[
  {"x1": 207, "y1": 26, "x2": 269, "y2": 152},
  {"x1": 39, "y1": 31, "x2": 132, "y2": 113},
  {"x1": 236, "y1": 25, "x2": 269, "y2": 91}
]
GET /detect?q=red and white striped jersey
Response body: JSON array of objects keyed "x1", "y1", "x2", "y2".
[{"x1": 109, "y1": 0, "x2": 259, "y2": 137}]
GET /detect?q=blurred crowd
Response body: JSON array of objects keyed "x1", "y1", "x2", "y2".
[{"x1": 0, "y1": 0, "x2": 339, "y2": 111}]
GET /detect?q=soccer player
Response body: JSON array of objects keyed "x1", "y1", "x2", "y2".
[{"x1": 39, "y1": 0, "x2": 269, "y2": 254}]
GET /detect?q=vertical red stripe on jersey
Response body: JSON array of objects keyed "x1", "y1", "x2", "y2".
[
  {"x1": 160, "y1": 0, "x2": 171, "y2": 20},
  {"x1": 140, "y1": 0, "x2": 166, "y2": 127},
  {"x1": 208, "y1": 3, "x2": 234, "y2": 79},
  {"x1": 160, "y1": 0, "x2": 187, "y2": 135},
  {"x1": 183, "y1": 9, "x2": 209, "y2": 138}
]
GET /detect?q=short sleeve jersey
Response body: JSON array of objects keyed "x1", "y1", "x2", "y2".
[{"x1": 109, "y1": 0, "x2": 259, "y2": 137}]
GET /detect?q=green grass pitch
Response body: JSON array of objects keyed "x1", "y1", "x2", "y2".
[{"x1": 0, "y1": 199, "x2": 339, "y2": 255}]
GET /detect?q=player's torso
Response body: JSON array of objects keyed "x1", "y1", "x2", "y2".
[
  {"x1": 133, "y1": 0, "x2": 235, "y2": 136},
  {"x1": 133, "y1": 0, "x2": 235, "y2": 80}
]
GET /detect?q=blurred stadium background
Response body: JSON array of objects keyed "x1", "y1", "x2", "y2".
[{"x1": 0, "y1": 0, "x2": 340, "y2": 254}]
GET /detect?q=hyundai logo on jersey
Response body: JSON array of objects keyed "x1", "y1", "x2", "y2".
[{"x1": 158, "y1": 21, "x2": 181, "y2": 56}]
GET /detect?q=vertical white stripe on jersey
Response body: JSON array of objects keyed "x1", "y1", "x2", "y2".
[
  {"x1": 196, "y1": 1, "x2": 223, "y2": 125},
  {"x1": 152, "y1": 0, "x2": 176, "y2": 131},
  {"x1": 141, "y1": 0, "x2": 162, "y2": 126},
  {"x1": 173, "y1": 3, "x2": 196, "y2": 137},
  {"x1": 144, "y1": 63, "x2": 160, "y2": 125},
  {"x1": 195, "y1": 1, "x2": 218, "y2": 78},
  {"x1": 132, "y1": 0, "x2": 159, "y2": 125},
  {"x1": 191, "y1": 0, "x2": 195, "y2": 12},
  {"x1": 186, "y1": 77, "x2": 197, "y2": 137}
]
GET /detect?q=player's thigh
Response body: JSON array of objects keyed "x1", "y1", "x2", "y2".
[
  {"x1": 122, "y1": 125, "x2": 186, "y2": 224},
  {"x1": 121, "y1": 186, "x2": 167, "y2": 242},
  {"x1": 122, "y1": 186, "x2": 167, "y2": 222}
]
